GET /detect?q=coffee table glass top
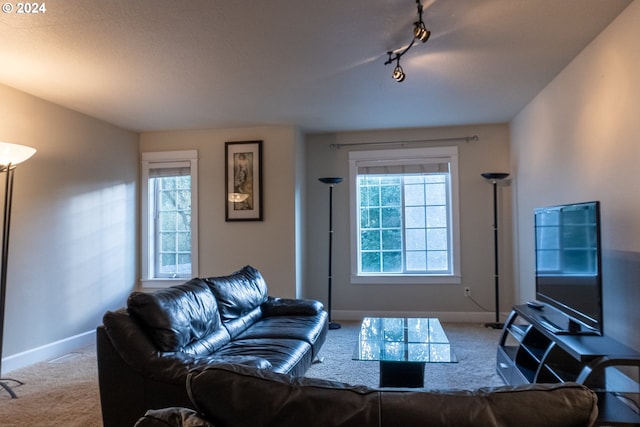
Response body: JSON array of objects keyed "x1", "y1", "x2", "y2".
[{"x1": 352, "y1": 317, "x2": 457, "y2": 363}]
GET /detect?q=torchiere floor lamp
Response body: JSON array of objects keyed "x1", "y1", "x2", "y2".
[
  {"x1": 481, "y1": 172, "x2": 509, "y2": 330},
  {"x1": 0, "y1": 142, "x2": 37, "y2": 398},
  {"x1": 318, "y1": 177, "x2": 342, "y2": 330}
]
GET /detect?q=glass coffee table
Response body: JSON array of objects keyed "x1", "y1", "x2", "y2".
[{"x1": 352, "y1": 317, "x2": 457, "y2": 387}]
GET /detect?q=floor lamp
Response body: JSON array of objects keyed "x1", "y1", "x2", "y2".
[
  {"x1": 0, "y1": 142, "x2": 37, "y2": 398},
  {"x1": 318, "y1": 177, "x2": 342, "y2": 330},
  {"x1": 481, "y1": 172, "x2": 509, "y2": 330}
]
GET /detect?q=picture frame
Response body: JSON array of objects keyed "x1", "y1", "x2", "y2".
[{"x1": 225, "y1": 140, "x2": 263, "y2": 221}]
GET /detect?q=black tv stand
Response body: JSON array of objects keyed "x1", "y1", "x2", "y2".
[{"x1": 498, "y1": 305, "x2": 640, "y2": 426}]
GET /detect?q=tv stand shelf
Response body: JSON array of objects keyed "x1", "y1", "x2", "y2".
[{"x1": 498, "y1": 305, "x2": 640, "y2": 426}]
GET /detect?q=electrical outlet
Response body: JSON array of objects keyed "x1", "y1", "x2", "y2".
[{"x1": 464, "y1": 287, "x2": 472, "y2": 297}]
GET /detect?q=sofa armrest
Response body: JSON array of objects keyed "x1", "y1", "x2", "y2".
[
  {"x1": 101, "y1": 310, "x2": 271, "y2": 384},
  {"x1": 261, "y1": 296, "x2": 324, "y2": 317},
  {"x1": 134, "y1": 408, "x2": 215, "y2": 427}
]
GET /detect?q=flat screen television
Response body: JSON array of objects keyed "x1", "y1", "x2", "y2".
[{"x1": 534, "y1": 201, "x2": 603, "y2": 335}]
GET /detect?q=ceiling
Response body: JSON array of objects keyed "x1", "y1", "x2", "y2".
[{"x1": 0, "y1": 0, "x2": 632, "y2": 133}]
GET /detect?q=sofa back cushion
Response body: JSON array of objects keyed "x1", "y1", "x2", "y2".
[
  {"x1": 185, "y1": 364, "x2": 599, "y2": 427},
  {"x1": 187, "y1": 364, "x2": 380, "y2": 427},
  {"x1": 127, "y1": 278, "x2": 224, "y2": 352},
  {"x1": 204, "y1": 265, "x2": 268, "y2": 324},
  {"x1": 379, "y1": 383, "x2": 598, "y2": 427}
]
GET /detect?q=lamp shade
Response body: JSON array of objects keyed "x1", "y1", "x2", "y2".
[{"x1": 0, "y1": 142, "x2": 36, "y2": 167}]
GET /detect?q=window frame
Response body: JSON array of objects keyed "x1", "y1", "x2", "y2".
[
  {"x1": 141, "y1": 150, "x2": 199, "y2": 288},
  {"x1": 349, "y1": 146, "x2": 461, "y2": 285}
]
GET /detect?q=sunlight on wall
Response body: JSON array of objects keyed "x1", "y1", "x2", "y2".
[{"x1": 61, "y1": 182, "x2": 136, "y2": 325}]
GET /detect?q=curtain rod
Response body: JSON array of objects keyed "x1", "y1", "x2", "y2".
[{"x1": 330, "y1": 135, "x2": 478, "y2": 149}]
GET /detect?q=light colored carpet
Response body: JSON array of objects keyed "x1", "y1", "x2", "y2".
[
  {"x1": 0, "y1": 321, "x2": 503, "y2": 427},
  {"x1": 0, "y1": 346, "x2": 101, "y2": 427},
  {"x1": 306, "y1": 321, "x2": 505, "y2": 389}
]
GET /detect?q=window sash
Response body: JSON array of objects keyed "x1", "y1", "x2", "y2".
[
  {"x1": 349, "y1": 146, "x2": 461, "y2": 285},
  {"x1": 141, "y1": 151, "x2": 198, "y2": 287},
  {"x1": 151, "y1": 174, "x2": 192, "y2": 278},
  {"x1": 357, "y1": 171, "x2": 452, "y2": 275}
]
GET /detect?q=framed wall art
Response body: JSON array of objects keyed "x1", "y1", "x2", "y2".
[{"x1": 225, "y1": 140, "x2": 263, "y2": 221}]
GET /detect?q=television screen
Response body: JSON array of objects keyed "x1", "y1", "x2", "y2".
[{"x1": 534, "y1": 201, "x2": 603, "y2": 335}]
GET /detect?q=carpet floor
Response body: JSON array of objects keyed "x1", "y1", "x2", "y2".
[
  {"x1": 0, "y1": 321, "x2": 503, "y2": 427},
  {"x1": 305, "y1": 321, "x2": 505, "y2": 389}
]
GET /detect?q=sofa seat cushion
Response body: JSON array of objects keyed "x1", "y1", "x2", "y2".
[
  {"x1": 185, "y1": 364, "x2": 599, "y2": 427},
  {"x1": 127, "y1": 279, "x2": 225, "y2": 352},
  {"x1": 214, "y1": 338, "x2": 313, "y2": 375},
  {"x1": 235, "y1": 313, "x2": 328, "y2": 357}
]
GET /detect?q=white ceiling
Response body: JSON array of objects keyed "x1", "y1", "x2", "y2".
[{"x1": 0, "y1": 0, "x2": 632, "y2": 133}]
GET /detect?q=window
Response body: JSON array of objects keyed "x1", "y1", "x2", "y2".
[
  {"x1": 141, "y1": 151, "x2": 198, "y2": 287},
  {"x1": 349, "y1": 146, "x2": 460, "y2": 284}
]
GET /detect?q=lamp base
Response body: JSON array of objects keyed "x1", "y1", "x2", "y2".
[
  {"x1": 0, "y1": 378, "x2": 22, "y2": 398},
  {"x1": 484, "y1": 322, "x2": 504, "y2": 330},
  {"x1": 329, "y1": 321, "x2": 341, "y2": 330}
]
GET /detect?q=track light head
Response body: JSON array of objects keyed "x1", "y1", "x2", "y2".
[
  {"x1": 414, "y1": 21, "x2": 431, "y2": 43},
  {"x1": 392, "y1": 63, "x2": 405, "y2": 82}
]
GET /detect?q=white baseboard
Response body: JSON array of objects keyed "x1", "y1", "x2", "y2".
[
  {"x1": 331, "y1": 310, "x2": 508, "y2": 324},
  {"x1": 2, "y1": 330, "x2": 96, "y2": 375}
]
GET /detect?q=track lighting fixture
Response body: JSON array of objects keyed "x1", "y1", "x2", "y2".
[{"x1": 384, "y1": 0, "x2": 431, "y2": 82}]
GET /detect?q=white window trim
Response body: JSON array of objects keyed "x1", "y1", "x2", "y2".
[
  {"x1": 140, "y1": 150, "x2": 199, "y2": 288},
  {"x1": 349, "y1": 146, "x2": 461, "y2": 285}
]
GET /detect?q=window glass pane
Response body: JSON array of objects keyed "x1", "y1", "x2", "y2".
[
  {"x1": 406, "y1": 251, "x2": 426, "y2": 271},
  {"x1": 177, "y1": 232, "x2": 191, "y2": 251},
  {"x1": 381, "y1": 229, "x2": 401, "y2": 250},
  {"x1": 160, "y1": 211, "x2": 176, "y2": 230},
  {"x1": 405, "y1": 183, "x2": 425, "y2": 205},
  {"x1": 427, "y1": 251, "x2": 448, "y2": 270},
  {"x1": 360, "y1": 207, "x2": 380, "y2": 228},
  {"x1": 160, "y1": 253, "x2": 176, "y2": 274},
  {"x1": 381, "y1": 185, "x2": 400, "y2": 206},
  {"x1": 177, "y1": 254, "x2": 191, "y2": 275},
  {"x1": 426, "y1": 206, "x2": 447, "y2": 228},
  {"x1": 382, "y1": 252, "x2": 402, "y2": 272},
  {"x1": 404, "y1": 175, "x2": 423, "y2": 185},
  {"x1": 161, "y1": 232, "x2": 176, "y2": 251},
  {"x1": 427, "y1": 228, "x2": 447, "y2": 250},
  {"x1": 406, "y1": 228, "x2": 426, "y2": 250},
  {"x1": 425, "y1": 182, "x2": 446, "y2": 205},
  {"x1": 405, "y1": 206, "x2": 425, "y2": 228},
  {"x1": 381, "y1": 207, "x2": 401, "y2": 228},
  {"x1": 362, "y1": 252, "x2": 381, "y2": 272},
  {"x1": 361, "y1": 230, "x2": 380, "y2": 250},
  {"x1": 362, "y1": 185, "x2": 380, "y2": 206}
]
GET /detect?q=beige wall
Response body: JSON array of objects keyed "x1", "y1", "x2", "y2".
[
  {"x1": 139, "y1": 126, "x2": 303, "y2": 298},
  {"x1": 511, "y1": 1, "x2": 639, "y2": 348},
  {"x1": 305, "y1": 124, "x2": 513, "y2": 321},
  {"x1": 0, "y1": 83, "x2": 138, "y2": 370}
]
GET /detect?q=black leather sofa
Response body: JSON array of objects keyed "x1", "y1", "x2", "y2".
[
  {"x1": 96, "y1": 265, "x2": 328, "y2": 427},
  {"x1": 134, "y1": 363, "x2": 599, "y2": 427}
]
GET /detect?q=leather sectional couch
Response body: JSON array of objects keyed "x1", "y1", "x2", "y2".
[
  {"x1": 134, "y1": 363, "x2": 599, "y2": 427},
  {"x1": 96, "y1": 265, "x2": 328, "y2": 427}
]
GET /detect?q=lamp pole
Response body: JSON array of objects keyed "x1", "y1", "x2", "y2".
[
  {"x1": 481, "y1": 173, "x2": 509, "y2": 330},
  {"x1": 319, "y1": 177, "x2": 342, "y2": 330},
  {"x1": 0, "y1": 142, "x2": 37, "y2": 398}
]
